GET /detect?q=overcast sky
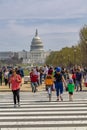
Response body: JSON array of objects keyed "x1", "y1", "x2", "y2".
[{"x1": 0, "y1": 0, "x2": 87, "y2": 52}]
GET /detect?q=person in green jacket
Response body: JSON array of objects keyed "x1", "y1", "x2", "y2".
[{"x1": 67, "y1": 79, "x2": 75, "y2": 101}]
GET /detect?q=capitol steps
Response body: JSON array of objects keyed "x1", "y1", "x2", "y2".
[{"x1": 0, "y1": 98, "x2": 87, "y2": 130}]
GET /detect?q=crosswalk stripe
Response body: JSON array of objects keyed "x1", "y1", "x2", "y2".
[
  {"x1": 0, "y1": 128, "x2": 87, "y2": 130},
  {"x1": 0, "y1": 91, "x2": 87, "y2": 129},
  {"x1": 0, "y1": 115, "x2": 87, "y2": 120}
]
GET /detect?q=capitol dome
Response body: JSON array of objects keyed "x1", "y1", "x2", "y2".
[{"x1": 30, "y1": 29, "x2": 44, "y2": 51}]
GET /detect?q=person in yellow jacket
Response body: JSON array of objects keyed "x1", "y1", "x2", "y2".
[{"x1": 45, "y1": 74, "x2": 54, "y2": 101}]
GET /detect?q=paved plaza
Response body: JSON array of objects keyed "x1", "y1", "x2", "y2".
[{"x1": 0, "y1": 90, "x2": 87, "y2": 130}]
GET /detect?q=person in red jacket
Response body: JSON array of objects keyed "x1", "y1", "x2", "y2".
[
  {"x1": 72, "y1": 71, "x2": 76, "y2": 89},
  {"x1": 10, "y1": 69, "x2": 22, "y2": 108},
  {"x1": 30, "y1": 69, "x2": 38, "y2": 93}
]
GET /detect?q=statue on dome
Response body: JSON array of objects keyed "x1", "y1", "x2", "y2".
[{"x1": 35, "y1": 29, "x2": 38, "y2": 37}]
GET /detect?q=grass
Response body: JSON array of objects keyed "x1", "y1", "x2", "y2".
[{"x1": 24, "y1": 69, "x2": 30, "y2": 76}]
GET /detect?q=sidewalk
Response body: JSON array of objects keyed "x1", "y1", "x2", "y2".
[
  {"x1": 0, "y1": 80, "x2": 87, "y2": 92},
  {"x1": 0, "y1": 82, "x2": 45, "y2": 92}
]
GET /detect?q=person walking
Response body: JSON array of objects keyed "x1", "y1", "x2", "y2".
[
  {"x1": 67, "y1": 79, "x2": 75, "y2": 101},
  {"x1": 30, "y1": 69, "x2": 38, "y2": 93},
  {"x1": 54, "y1": 67, "x2": 66, "y2": 101},
  {"x1": 76, "y1": 68, "x2": 83, "y2": 91},
  {"x1": 84, "y1": 71, "x2": 87, "y2": 87},
  {"x1": 4, "y1": 69, "x2": 9, "y2": 86},
  {"x1": 9, "y1": 69, "x2": 22, "y2": 108},
  {"x1": 45, "y1": 74, "x2": 54, "y2": 102},
  {"x1": 72, "y1": 71, "x2": 76, "y2": 89}
]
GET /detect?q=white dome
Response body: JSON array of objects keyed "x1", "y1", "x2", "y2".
[
  {"x1": 30, "y1": 29, "x2": 44, "y2": 51},
  {"x1": 33, "y1": 36, "x2": 40, "y2": 40}
]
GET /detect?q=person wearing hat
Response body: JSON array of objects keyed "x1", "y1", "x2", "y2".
[
  {"x1": 54, "y1": 67, "x2": 66, "y2": 101},
  {"x1": 67, "y1": 78, "x2": 75, "y2": 101}
]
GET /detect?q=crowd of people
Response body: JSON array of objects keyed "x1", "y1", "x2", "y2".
[
  {"x1": 29, "y1": 65, "x2": 87, "y2": 101},
  {"x1": 0, "y1": 65, "x2": 87, "y2": 107}
]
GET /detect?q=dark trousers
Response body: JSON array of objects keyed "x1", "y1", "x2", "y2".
[
  {"x1": 40, "y1": 75, "x2": 43, "y2": 85},
  {"x1": 12, "y1": 89, "x2": 20, "y2": 104},
  {"x1": 4, "y1": 78, "x2": 8, "y2": 86},
  {"x1": 0, "y1": 77, "x2": 2, "y2": 85}
]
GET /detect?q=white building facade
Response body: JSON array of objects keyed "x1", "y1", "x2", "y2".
[
  {"x1": 0, "y1": 52, "x2": 14, "y2": 60},
  {"x1": 18, "y1": 29, "x2": 50, "y2": 64}
]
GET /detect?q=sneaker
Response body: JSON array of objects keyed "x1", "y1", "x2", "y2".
[
  {"x1": 69, "y1": 99, "x2": 73, "y2": 101},
  {"x1": 49, "y1": 94, "x2": 51, "y2": 102},
  {"x1": 60, "y1": 96, "x2": 63, "y2": 101},
  {"x1": 14, "y1": 104, "x2": 17, "y2": 108},
  {"x1": 56, "y1": 98, "x2": 59, "y2": 102},
  {"x1": 18, "y1": 103, "x2": 20, "y2": 107}
]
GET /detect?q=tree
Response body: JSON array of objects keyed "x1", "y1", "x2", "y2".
[
  {"x1": 79, "y1": 25, "x2": 87, "y2": 66},
  {"x1": 46, "y1": 25, "x2": 87, "y2": 67}
]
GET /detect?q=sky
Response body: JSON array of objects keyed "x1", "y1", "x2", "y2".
[{"x1": 0, "y1": 0, "x2": 87, "y2": 52}]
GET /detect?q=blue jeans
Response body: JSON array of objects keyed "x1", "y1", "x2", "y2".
[
  {"x1": 31, "y1": 82, "x2": 38, "y2": 92},
  {"x1": 76, "y1": 80, "x2": 82, "y2": 91},
  {"x1": 55, "y1": 82, "x2": 63, "y2": 96}
]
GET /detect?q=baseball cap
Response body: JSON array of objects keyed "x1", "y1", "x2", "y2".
[
  {"x1": 56, "y1": 67, "x2": 61, "y2": 72},
  {"x1": 69, "y1": 79, "x2": 73, "y2": 83}
]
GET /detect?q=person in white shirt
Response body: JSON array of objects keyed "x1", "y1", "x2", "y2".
[{"x1": 43, "y1": 65, "x2": 48, "y2": 80}]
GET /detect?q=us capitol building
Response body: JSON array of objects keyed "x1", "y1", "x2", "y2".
[{"x1": 18, "y1": 29, "x2": 50, "y2": 64}]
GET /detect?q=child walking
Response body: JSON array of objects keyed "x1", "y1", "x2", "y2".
[
  {"x1": 45, "y1": 74, "x2": 54, "y2": 102},
  {"x1": 67, "y1": 79, "x2": 75, "y2": 101}
]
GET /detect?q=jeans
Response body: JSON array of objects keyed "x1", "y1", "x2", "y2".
[
  {"x1": 55, "y1": 82, "x2": 63, "y2": 96},
  {"x1": 76, "y1": 80, "x2": 82, "y2": 91},
  {"x1": 31, "y1": 82, "x2": 38, "y2": 92}
]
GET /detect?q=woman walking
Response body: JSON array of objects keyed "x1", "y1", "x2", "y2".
[
  {"x1": 10, "y1": 69, "x2": 22, "y2": 108},
  {"x1": 54, "y1": 67, "x2": 66, "y2": 101}
]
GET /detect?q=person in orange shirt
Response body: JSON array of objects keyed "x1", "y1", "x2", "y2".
[
  {"x1": 45, "y1": 74, "x2": 54, "y2": 101},
  {"x1": 9, "y1": 69, "x2": 22, "y2": 108}
]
